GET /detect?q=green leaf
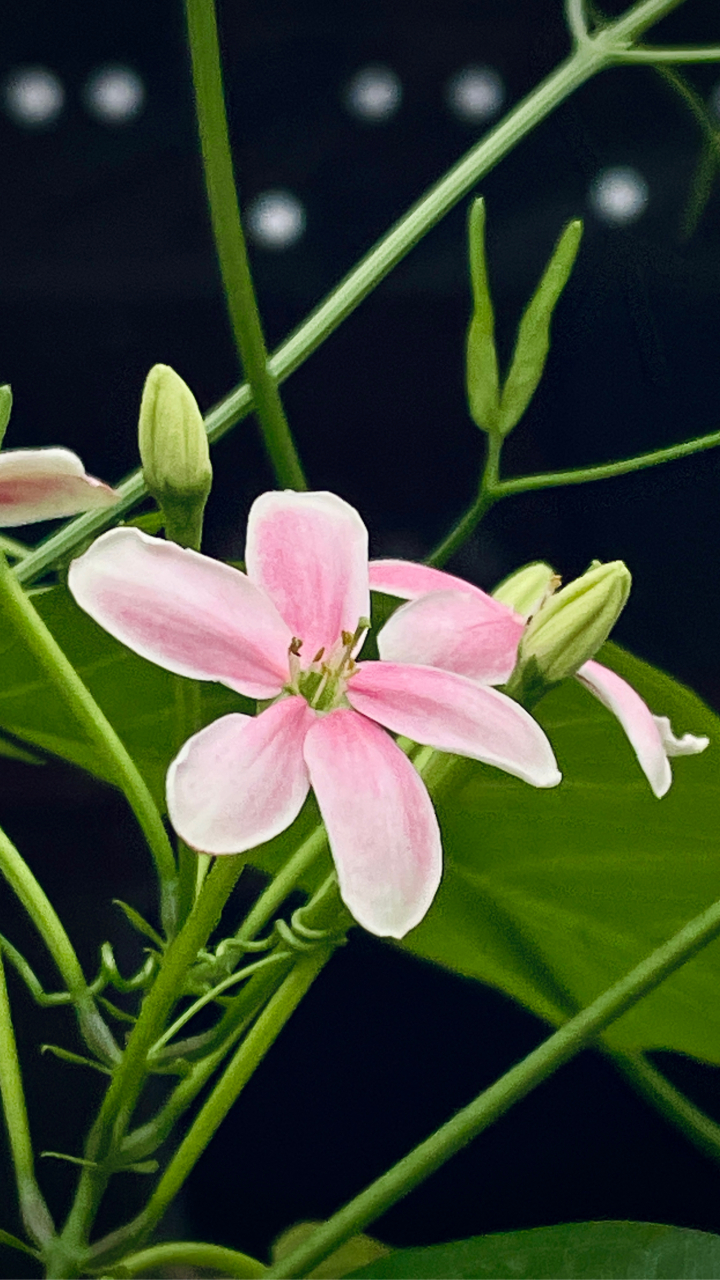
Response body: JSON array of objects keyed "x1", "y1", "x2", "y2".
[
  {"x1": 0, "y1": 733, "x2": 44, "y2": 765},
  {"x1": 497, "y1": 219, "x2": 582, "y2": 435},
  {"x1": 0, "y1": 583, "x2": 251, "y2": 807},
  {"x1": 397, "y1": 641, "x2": 720, "y2": 1062},
  {"x1": 273, "y1": 1221, "x2": 391, "y2": 1279},
  {"x1": 348, "y1": 1221, "x2": 720, "y2": 1279},
  {"x1": 0, "y1": 385, "x2": 12, "y2": 448},
  {"x1": 465, "y1": 198, "x2": 501, "y2": 433}
]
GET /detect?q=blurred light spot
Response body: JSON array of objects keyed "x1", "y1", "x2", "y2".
[
  {"x1": 446, "y1": 66, "x2": 505, "y2": 122},
  {"x1": 246, "y1": 190, "x2": 306, "y2": 249},
  {"x1": 709, "y1": 81, "x2": 720, "y2": 120},
  {"x1": 83, "y1": 65, "x2": 145, "y2": 123},
  {"x1": 589, "y1": 166, "x2": 649, "y2": 224},
  {"x1": 3, "y1": 66, "x2": 64, "y2": 127},
  {"x1": 343, "y1": 65, "x2": 402, "y2": 122}
]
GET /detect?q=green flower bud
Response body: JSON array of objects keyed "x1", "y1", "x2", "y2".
[
  {"x1": 492, "y1": 561, "x2": 557, "y2": 616},
  {"x1": 506, "y1": 560, "x2": 631, "y2": 705},
  {"x1": 138, "y1": 364, "x2": 212, "y2": 550},
  {"x1": 0, "y1": 385, "x2": 12, "y2": 449}
]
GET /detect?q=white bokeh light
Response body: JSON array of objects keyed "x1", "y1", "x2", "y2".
[
  {"x1": 3, "y1": 66, "x2": 64, "y2": 127},
  {"x1": 246, "y1": 190, "x2": 306, "y2": 250},
  {"x1": 446, "y1": 66, "x2": 505, "y2": 123},
  {"x1": 343, "y1": 65, "x2": 402, "y2": 122},
  {"x1": 83, "y1": 66, "x2": 145, "y2": 124},
  {"x1": 589, "y1": 166, "x2": 649, "y2": 225}
]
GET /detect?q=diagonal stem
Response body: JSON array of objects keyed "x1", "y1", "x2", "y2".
[{"x1": 184, "y1": 0, "x2": 306, "y2": 490}]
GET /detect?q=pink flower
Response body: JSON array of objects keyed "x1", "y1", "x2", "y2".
[
  {"x1": 369, "y1": 559, "x2": 709, "y2": 799},
  {"x1": 0, "y1": 448, "x2": 118, "y2": 526},
  {"x1": 68, "y1": 492, "x2": 561, "y2": 938}
]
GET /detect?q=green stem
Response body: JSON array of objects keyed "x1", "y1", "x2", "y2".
[
  {"x1": 58, "y1": 855, "x2": 244, "y2": 1261},
  {"x1": 496, "y1": 428, "x2": 720, "y2": 497},
  {"x1": 0, "y1": 552, "x2": 179, "y2": 938},
  {"x1": 100, "y1": 1240, "x2": 267, "y2": 1278},
  {"x1": 234, "y1": 824, "x2": 329, "y2": 945},
  {"x1": 15, "y1": 0, "x2": 686, "y2": 588},
  {"x1": 92, "y1": 950, "x2": 333, "y2": 1268},
  {"x1": 425, "y1": 427, "x2": 720, "y2": 567},
  {"x1": 426, "y1": 433, "x2": 501, "y2": 567},
  {"x1": 184, "y1": 0, "x2": 306, "y2": 491},
  {"x1": 173, "y1": 675, "x2": 206, "y2": 925},
  {"x1": 267, "y1": 881, "x2": 720, "y2": 1278},
  {"x1": 0, "y1": 948, "x2": 54, "y2": 1247},
  {"x1": 0, "y1": 824, "x2": 117, "y2": 1064}
]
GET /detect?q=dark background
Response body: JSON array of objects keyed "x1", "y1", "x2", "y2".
[{"x1": 2, "y1": 0, "x2": 720, "y2": 1273}]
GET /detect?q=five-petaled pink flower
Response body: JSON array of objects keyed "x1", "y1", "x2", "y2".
[
  {"x1": 68, "y1": 491, "x2": 561, "y2": 938},
  {"x1": 0, "y1": 448, "x2": 118, "y2": 526},
  {"x1": 369, "y1": 560, "x2": 709, "y2": 799}
]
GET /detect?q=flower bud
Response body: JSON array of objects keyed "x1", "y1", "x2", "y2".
[
  {"x1": 492, "y1": 561, "x2": 557, "y2": 617},
  {"x1": 138, "y1": 364, "x2": 212, "y2": 549},
  {"x1": 506, "y1": 560, "x2": 631, "y2": 705},
  {"x1": 0, "y1": 385, "x2": 12, "y2": 449}
]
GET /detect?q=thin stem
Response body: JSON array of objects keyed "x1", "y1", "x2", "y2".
[
  {"x1": 495, "y1": 428, "x2": 720, "y2": 497},
  {"x1": 184, "y1": 0, "x2": 306, "y2": 490},
  {"x1": 0, "y1": 948, "x2": 54, "y2": 1247},
  {"x1": 99, "y1": 1241, "x2": 267, "y2": 1279},
  {"x1": 566, "y1": 0, "x2": 590, "y2": 43},
  {"x1": 234, "y1": 824, "x2": 329, "y2": 944},
  {"x1": 93, "y1": 949, "x2": 333, "y2": 1267},
  {"x1": 0, "y1": 824, "x2": 118, "y2": 1064},
  {"x1": 267, "y1": 880, "x2": 720, "y2": 1278},
  {"x1": 149, "y1": 951, "x2": 289, "y2": 1055},
  {"x1": 426, "y1": 432, "x2": 501, "y2": 567},
  {"x1": 58, "y1": 854, "x2": 244, "y2": 1259},
  {"x1": 0, "y1": 552, "x2": 179, "y2": 937},
  {"x1": 615, "y1": 46, "x2": 720, "y2": 62}
]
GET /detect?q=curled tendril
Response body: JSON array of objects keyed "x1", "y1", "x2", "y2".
[
  {"x1": 98, "y1": 942, "x2": 159, "y2": 993},
  {"x1": 0, "y1": 933, "x2": 159, "y2": 1013},
  {"x1": 274, "y1": 906, "x2": 348, "y2": 954}
]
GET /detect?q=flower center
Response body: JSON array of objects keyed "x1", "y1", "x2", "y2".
[{"x1": 285, "y1": 617, "x2": 370, "y2": 712}]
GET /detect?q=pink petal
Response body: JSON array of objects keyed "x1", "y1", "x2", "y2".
[
  {"x1": 167, "y1": 696, "x2": 313, "y2": 854},
  {"x1": 348, "y1": 662, "x2": 561, "y2": 788},
  {"x1": 0, "y1": 448, "x2": 118, "y2": 526},
  {"x1": 576, "y1": 659, "x2": 673, "y2": 797},
  {"x1": 68, "y1": 527, "x2": 292, "y2": 698},
  {"x1": 378, "y1": 589, "x2": 525, "y2": 685},
  {"x1": 652, "y1": 715, "x2": 709, "y2": 758},
  {"x1": 304, "y1": 708, "x2": 441, "y2": 938},
  {"x1": 369, "y1": 558, "x2": 491, "y2": 602},
  {"x1": 246, "y1": 491, "x2": 370, "y2": 657}
]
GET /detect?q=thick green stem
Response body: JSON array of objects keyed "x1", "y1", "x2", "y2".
[
  {"x1": 0, "y1": 949, "x2": 54, "y2": 1247},
  {"x1": 184, "y1": 0, "x2": 306, "y2": 490},
  {"x1": 267, "y1": 882, "x2": 720, "y2": 1278},
  {"x1": 234, "y1": 824, "x2": 329, "y2": 945},
  {"x1": 0, "y1": 552, "x2": 179, "y2": 937},
  {"x1": 0, "y1": 824, "x2": 117, "y2": 1064}
]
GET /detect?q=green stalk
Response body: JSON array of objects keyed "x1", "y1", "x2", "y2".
[
  {"x1": 57, "y1": 855, "x2": 244, "y2": 1265},
  {"x1": 0, "y1": 824, "x2": 117, "y2": 1064},
  {"x1": 426, "y1": 427, "x2": 720, "y2": 567},
  {"x1": 426, "y1": 433, "x2": 501, "y2": 567},
  {"x1": 267, "y1": 882, "x2": 720, "y2": 1278},
  {"x1": 233, "y1": 824, "x2": 329, "y2": 945},
  {"x1": 609, "y1": 1049, "x2": 720, "y2": 1165},
  {"x1": 0, "y1": 948, "x2": 54, "y2": 1247},
  {"x1": 184, "y1": 0, "x2": 305, "y2": 490},
  {"x1": 15, "y1": 0, "x2": 690, "y2": 588},
  {"x1": 0, "y1": 552, "x2": 179, "y2": 937}
]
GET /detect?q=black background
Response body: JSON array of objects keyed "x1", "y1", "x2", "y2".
[{"x1": 2, "y1": 0, "x2": 720, "y2": 1273}]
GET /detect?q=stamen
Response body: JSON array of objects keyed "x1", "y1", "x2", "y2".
[{"x1": 312, "y1": 647, "x2": 325, "y2": 663}]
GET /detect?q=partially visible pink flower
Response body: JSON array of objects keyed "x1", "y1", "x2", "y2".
[
  {"x1": 0, "y1": 448, "x2": 118, "y2": 526},
  {"x1": 68, "y1": 491, "x2": 561, "y2": 938},
  {"x1": 369, "y1": 559, "x2": 709, "y2": 799}
]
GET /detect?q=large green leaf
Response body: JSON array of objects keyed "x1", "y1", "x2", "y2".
[
  {"x1": 0, "y1": 584, "x2": 251, "y2": 806},
  {"x1": 397, "y1": 642, "x2": 720, "y2": 1061},
  {"x1": 349, "y1": 1222, "x2": 720, "y2": 1279}
]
